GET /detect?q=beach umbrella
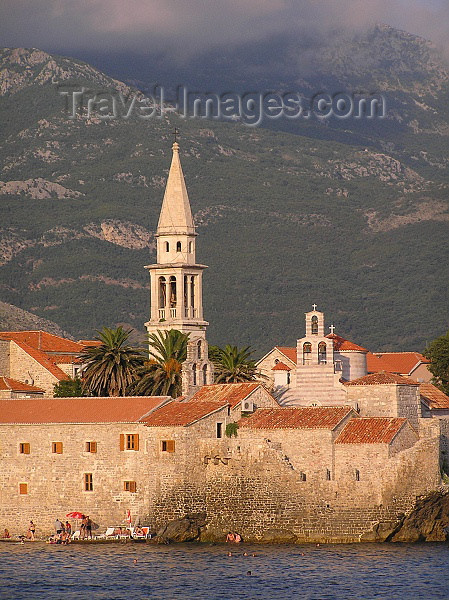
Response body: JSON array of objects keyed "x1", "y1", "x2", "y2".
[{"x1": 66, "y1": 512, "x2": 84, "y2": 519}]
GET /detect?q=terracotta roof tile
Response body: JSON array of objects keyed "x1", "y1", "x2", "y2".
[
  {"x1": 51, "y1": 354, "x2": 81, "y2": 364},
  {"x1": 366, "y1": 352, "x2": 429, "y2": 375},
  {"x1": 420, "y1": 383, "x2": 449, "y2": 410},
  {"x1": 188, "y1": 383, "x2": 262, "y2": 408},
  {"x1": 0, "y1": 376, "x2": 44, "y2": 393},
  {"x1": 142, "y1": 400, "x2": 227, "y2": 426},
  {"x1": 0, "y1": 331, "x2": 83, "y2": 354},
  {"x1": 12, "y1": 340, "x2": 69, "y2": 381},
  {"x1": 325, "y1": 333, "x2": 368, "y2": 353},
  {"x1": 344, "y1": 372, "x2": 419, "y2": 386},
  {"x1": 0, "y1": 396, "x2": 169, "y2": 424},
  {"x1": 272, "y1": 362, "x2": 291, "y2": 371},
  {"x1": 78, "y1": 340, "x2": 103, "y2": 347},
  {"x1": 239, "y1": 406, "x2": 353, "y2": 430},
  {"x1": 335, "y1": 417, "x2": 408, "y2": 444},
  {"x1": 274, "y1": 347, "x2": 297, "y2": 363}
]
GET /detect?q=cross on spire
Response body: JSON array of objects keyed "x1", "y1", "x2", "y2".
[
  {"x1": 329, "y1": 324, "x2": 335, "y2": 334},
  {"x1": 312, "y1": 303, "x2": 317, "y2": 311},
  {"x1": 172, "y1": 127, "x2": 180, "y2": 143}
]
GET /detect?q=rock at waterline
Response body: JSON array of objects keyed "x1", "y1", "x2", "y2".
[{"x1": 155, "y1": 512, "x2": 208, "y2": 543}]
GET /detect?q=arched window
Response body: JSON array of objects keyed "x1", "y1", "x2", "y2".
[
  {"x1": 176, "y1": 241, "x2": 181, "y2": 252},
  {"x1": 169, "y1": 276, "x2": 176, "y2": 308},
  {"x1": 192, "y1": 363, "x2": 197, "y2": 386},
  {"x1": 311, "y1": 315, "x2": 318, "y2": 334},
  {"x1": 303, "y1": 342, "x2": 312, "y2": 364},
  {"x1": 188, "y1": 241, "x2": 193, "y2": 253},
  {"x1": 203, "y1": 364, "x2": 208, "y2": 385},
  {"x1": 164, "y1": 241, "x2": 169, "y2": 252},
  {"x1": 158, "y1": 276, "x2": 166, "y2": 310},
  {"x1": 197, "y1": 340, "x2": 202, "y2": 360},
  {"x1": 318, "y1": 341, "x2": 327, "y2": 364}
]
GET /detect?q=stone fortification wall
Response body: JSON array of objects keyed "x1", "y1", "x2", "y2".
[
  {"x1": 0, "y1": 409, "x2": 441, "y2": 542},
  {"x1": 0, "y1": 422, "x2": 153, "y2": 536}
]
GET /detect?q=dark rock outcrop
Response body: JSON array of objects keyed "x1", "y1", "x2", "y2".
[
  {"x1": 259, "y1": 528, "x2": 298, "y2": 543},
  {"x1": 361, "y1": 488, "x2": 449, "y2": 543},
  {"x1": 155, "y1": 512, "x2": 208, "y2": 543}
]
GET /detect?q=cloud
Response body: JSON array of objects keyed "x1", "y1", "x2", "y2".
[{"x1": 1, "y1": 0, "x2": 448, "y2": 61}]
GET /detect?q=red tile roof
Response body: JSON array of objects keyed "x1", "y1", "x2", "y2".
[
  {"x1": 344, "y1": 372, "x2": 419, "y2": 386},
  {"x1": 0, "y1": 376, "x2": 44, "y2": 393},
  {"x1": 325, "y1": 333, "x2": 368, "y2": 353},
  {"x1": 0, "y1": 396, "x2": 169, "y2": 424},
  {"x1": 51, "y1": 354, "x2": 81, "y2": 364},
  {"x1": 366, "y1": 352, "x2": 429, "y2": 375},
  {"x1": 274, "y1": 347, "x2": 297, "y2": 363},
  {"x1": 12, "y1": 340, "x2": 69, "y2": 381},
  {"x1": 272, "y1": 362, "x2": 291, "y2": 371},
  {"x1": 0, "y1": 331, "x2": 83, "y2": 354},
  {"x1": 142, "y1": 400, "x2": 227, "y2": 426},
  {"x1": 187, "y1": 383, "x2": 263, "y2": 408},
  {"x1": 239, "y1": 406, "x2": 353, "y2": 430},
  {"x1": 420, "y1": 383, "x2": 449, "y2": 410},
  {"x1": 78, "y1": 340, "x2": 103, "y2": 347},
  {"x1": 335, "y1": 417, "x2": 408, "y2": 444}
]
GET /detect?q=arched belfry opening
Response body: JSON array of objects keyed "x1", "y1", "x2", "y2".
[
  {"x1": 303, "y1": 342, "x2": 312, "y2": 364},
  {"x1": 318, "y1": 341, "x2": 327, "y2": 364},
  {"x1": 311, "y1": 315, "x2": 319, "y2": 335}
]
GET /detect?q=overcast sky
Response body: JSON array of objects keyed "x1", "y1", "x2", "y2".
[{"x1": 2, "y1": 0, "x2": 449, "y2": 60}]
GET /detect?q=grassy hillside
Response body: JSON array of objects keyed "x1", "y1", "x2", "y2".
[{"x1": 0, "y1": 46, "x2": 448, "y2": 355}]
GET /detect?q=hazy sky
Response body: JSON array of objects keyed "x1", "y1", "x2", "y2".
[{"x1": 2, "y1": 0, "x2": 448, "y2": 60}]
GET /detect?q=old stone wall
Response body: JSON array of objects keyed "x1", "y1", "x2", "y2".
[
  {"x1": 0, "y1": 340, "x2": 10, "y2": 376},
  {"x1": 8, "y1": 341, "x2": 59, "y2": 396},
  {"x1": 0, "y1": 408, "x2": 442, "y2": 543}
]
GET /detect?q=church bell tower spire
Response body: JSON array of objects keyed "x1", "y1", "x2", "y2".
[{"x1": 145, "y1": 140, "x2": 214, "y2": 396}]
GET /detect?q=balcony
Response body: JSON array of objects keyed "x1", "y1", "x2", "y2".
[{"x1": 158, "y1": 309, "x2": 165, "y2": 319}]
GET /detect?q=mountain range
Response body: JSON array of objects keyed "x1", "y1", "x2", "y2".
[{"x1": 0, "y1": 26, "x2": 448, "y2": 356}]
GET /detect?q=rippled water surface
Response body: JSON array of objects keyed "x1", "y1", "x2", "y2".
[{"x1": 1, "y1": 541, "x2": 449, "y2": 599}]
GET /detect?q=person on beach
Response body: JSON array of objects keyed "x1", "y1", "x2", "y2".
[
  {"x1": 65, "y1": 521, "x2": 72, "y2": 537},
  {"x1": 54, "y1": 519, "x2": 63, "y2": 535},
  {"x1": 86, "y1": 516, "x2": 92, "y2": 539},
  {"x1": 28, "y1": 521, "x2": 36, "y2": 541},
  {"x1": 234, "y1": 532, "x2": 242, "y2": 543},
  {"x1": 80, "y1": 515, "x2": 87, "y2": 539},
  {"x1": 3, "y1": 529, "x2": 10, "y2": 539},
  {"x1": 226, "y1": 532, "x2": 235, "y2": 543}
]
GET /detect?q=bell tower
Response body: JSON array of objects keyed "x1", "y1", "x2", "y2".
[
  {"x1": 145, "y1": 141, "x2": 209, "y2": 339},
  {"x1": 145, "y1": 140, "x2": 214, "y2": 396}
]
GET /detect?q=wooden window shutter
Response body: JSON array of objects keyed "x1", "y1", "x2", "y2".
[
  {"x1": 134, "y1": 434, "x2": 139, "y2": 451},
  {"x1": 167, "y1": 440, "x2": 175, "y2": 453},
  {"x1": 90, "y1": 441, "x2": 97, "y2": 453},
  {"x1": 130, "y1": 481, "x2": 137, "y2": 493},
  {"x1": 24, "y1": 443, "x2": 30, "y2": 454},
  {"x1": 120, "y1": 434, "x2": 125, "y2": 451},
  {"x1": 57, "y1": 442, "x2": 63, "y2": 454},
  {"x1": 19, "y1": 483, "x2": 28, "y2": 495}
]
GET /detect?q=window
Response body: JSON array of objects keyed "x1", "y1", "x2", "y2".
[
  {"x1": 287, "y1": 372, "x2": 291, "y2": 385},
  {"x1": 165, "y1": 241, "x2": 169, "y2": 252},
  {"x1": 161, "y1": 440, "x2": 175, "y2": 453},
  {"x1": 311, "y1": 315, "x2": 318, "y2": 334},
  {"x1": 85, "y1": 441, "x2": 97, "y2": 453},
  {"x1": 318, "y1": 342, "x2": 327, "y2": 364},
  {"x1": 355, "y1": 469, "x2": 360, "y2": 481},
  {"x1": 303, "y1": 342, "x2": 312, "y2": 364},
  {"x1": 300, "y1": 472, "x2": 307, "y2": 482},
  {"x1": 188, "y1": 241, "x2": 193, "y2": 253},
  {"x1": 192, "y1": 363, "x2": 197, "y2": 386},
  {"x1": 84, "y1": 473, "x2": 93, "y2": 491},
  {"x1": 326, "y1": 469, "x2": 331, "y2": 481},
  {"x1": 52, "y1": 442, "x2": 63, "y2": 454},
  {"x1": 124, "y1": 481, "x2": 137, "y2": 493},
  {"x1": 19, "y1": 483, "x2": 28, "y2": 495},
  {"x1": 120, "y1": 434, "x2": 139, "y2": 451},
  {"x1": 203, "y1": 364, "x2": 208, "y2": 385},
  {"x1": 197, "y1": 340, "x2": 202, "y2": 360},
  {"x1": 216, "y1": 423, "x2": 223, "y2": 439},
  {"x1": 176, "y1": 241, "x2": 181, "y2": 252},
  {"x1": 19, "y1": 443, "x2": 30, "y2": 454}
]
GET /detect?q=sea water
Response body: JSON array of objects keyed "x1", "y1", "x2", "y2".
[{"x1": 1, "y1": 542, "x2": 449, "y2": 599}]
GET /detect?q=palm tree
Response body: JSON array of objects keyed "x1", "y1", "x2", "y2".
[
  {"x1": 211, "y1": 344, "x2": 260, "y2": 383},
  {"x1": 130, "y1": 329, "x2": 189, "y2": 397},
  {"x1": 79, "y1": 326, "x2": 144, "y2": 396}
]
